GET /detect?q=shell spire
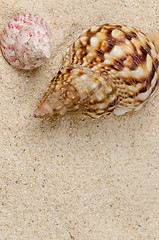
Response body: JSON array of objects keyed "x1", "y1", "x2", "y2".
[
  {"x1": 34, "y1": 24, "x2": 159, "y2": 118},
  {"x1": 1, "y1": 14, "x2": 52, "y2": 70}
]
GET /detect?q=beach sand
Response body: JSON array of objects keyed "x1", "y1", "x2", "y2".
[{"x1": 0, "y1": 0, "x2": 159, "y2": 239}]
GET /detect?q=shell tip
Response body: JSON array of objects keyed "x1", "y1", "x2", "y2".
[{"x1": 33, "y1": 102, "x2": 53, "y2": 118}]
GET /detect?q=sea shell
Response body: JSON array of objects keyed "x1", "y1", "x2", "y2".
[
  {"x1": 1, "y1": 14, "x2": 52, "y2": 70},
  {"x1": 34, "y1": 24, "x2": 159, "y2": 118}
]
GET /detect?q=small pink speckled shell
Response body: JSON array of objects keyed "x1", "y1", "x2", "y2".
[{"x1": 1, "y1": 14, "x2": 52, "y2": 70}]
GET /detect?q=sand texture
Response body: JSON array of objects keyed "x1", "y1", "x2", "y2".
[{"x1": 0, "y1": 0, "x2": 159, "y2": 239}]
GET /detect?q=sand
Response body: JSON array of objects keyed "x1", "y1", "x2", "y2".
[{"x1": 0, "y1": 0, "x2": 159, "y2": 239}]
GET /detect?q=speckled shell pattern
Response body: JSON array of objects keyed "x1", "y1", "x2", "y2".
[
  {"x1": 34, "y1": 24, "x2": 159, "y2": 118},
  {"x1": 1, "y1": 14, "x2": 52, "y2": 69}
]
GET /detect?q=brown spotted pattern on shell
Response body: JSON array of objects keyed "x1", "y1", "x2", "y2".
[{"x1": 34, "y1": 24, "x2": 159, "y2": 118}]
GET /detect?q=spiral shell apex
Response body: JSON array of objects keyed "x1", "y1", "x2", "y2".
[
  {"x1": 1, "y1": 14, "x2": 52, "y2": 70},
  {"x1": 34, "y1": 24, "x2": 159, "y2": 119}
]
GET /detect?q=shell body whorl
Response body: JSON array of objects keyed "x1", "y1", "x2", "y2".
[
  {"x1": 1, "y1": 14, "x2": 52, "y2": 70},
  {"x1": 34, "y1": 24, "x2": 159, "y2": 118}
]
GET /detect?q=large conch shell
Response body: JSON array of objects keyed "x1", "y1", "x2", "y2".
[{"x1": 34, "y1": 24, "x2": 159, "y2": 118}]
